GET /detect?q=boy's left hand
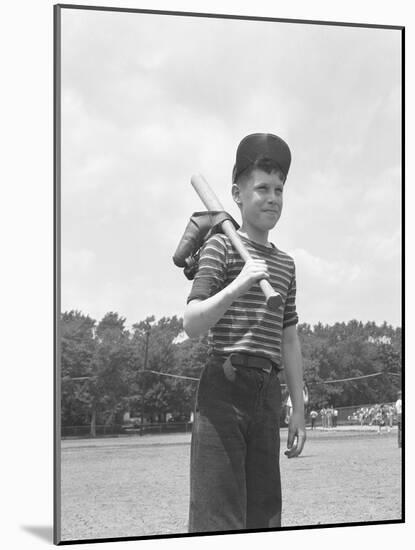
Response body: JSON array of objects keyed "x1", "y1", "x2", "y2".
[{"x1": 285, "y1": 410, "x2": 306, "y2": 458}]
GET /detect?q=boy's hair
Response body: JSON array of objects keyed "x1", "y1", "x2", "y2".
[{"x1": 232, "y1": 156, "x2": 287, "y2": 186}]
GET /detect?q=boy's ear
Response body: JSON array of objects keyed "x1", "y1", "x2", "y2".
[{"x1": 232, "y1": 183, "x2": 242, "y2": 205}]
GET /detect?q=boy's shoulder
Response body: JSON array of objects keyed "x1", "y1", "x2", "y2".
[
  {"x1": 269, "y1": 243, "x2": 296, "y2": 267},
  {"x1": 203, "y1": 232, "x2": 233, "y2": 252},
  {"x1": 274, "y1": 246, "x2": 294, "y2": 260}
]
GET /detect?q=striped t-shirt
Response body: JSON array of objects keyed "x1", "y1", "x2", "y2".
[{"x1": 187, "y1": 233, "x2": 298, "y2": 368}]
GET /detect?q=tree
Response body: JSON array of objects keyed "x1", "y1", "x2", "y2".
[
  {"x1": 61, "y1": 311, "x2": 402, "y2": 433},
  {"x1": 87, "y1": 312, "x2": 135, "y2": 435},
  {"x1": 61, "y1": 311, "x2": 97, "y2": 427},
  {"x1": 297, "y1": 320, "x2": 402, "y2": 408},
  {"x1": 172, "y1": 334, "x2": 209, "y2": 415},
  {"x1": 130, "y1": 316, "x2": 187, "y2": 422}
]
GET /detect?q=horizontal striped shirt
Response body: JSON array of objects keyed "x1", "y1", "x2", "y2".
[{"x1": 187, "y1": 233, "x2": 298, "y2": 368}]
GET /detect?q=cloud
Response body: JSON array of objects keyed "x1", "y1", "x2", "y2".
[
  {"x1": 291, "y1": 248, "x2": 366, "y2": 286},
  {"x1": 59, "y1": 9, "x2": 401, "y2": 327},
  {"x1": 289, "y1": 246, "x2": 400, "y2": 327},
  {"x1": 62, "y1": 248, "x2": 96, "y2": 274},
  {"x1": 367, "y1": 230, "x2": 401, "y2": 260}
]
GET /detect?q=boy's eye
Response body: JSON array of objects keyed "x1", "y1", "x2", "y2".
[{"x1": 255, "y1": 185, "x2": 283, "y2": 195}]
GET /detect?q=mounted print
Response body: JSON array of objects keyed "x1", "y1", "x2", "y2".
[{"x1": 54, "y1": 4, "x2": 404, "y2": 545}]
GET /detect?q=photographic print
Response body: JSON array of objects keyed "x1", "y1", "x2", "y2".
[{"x1": 54, "y1": 4, "x2": 403, "y2": 544}]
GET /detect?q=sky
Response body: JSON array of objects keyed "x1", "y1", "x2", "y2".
[{"x1": 60, "y1": 7, "x2": 402, "y2": 329}]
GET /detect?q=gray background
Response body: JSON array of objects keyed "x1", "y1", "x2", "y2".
[{"x1": 61, "y1": 9, "x2": 401, "y2": 329}]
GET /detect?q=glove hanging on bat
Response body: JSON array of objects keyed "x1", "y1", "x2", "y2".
[{"x1": 173, "y1": 211, "x2": 240, "y2": 280}]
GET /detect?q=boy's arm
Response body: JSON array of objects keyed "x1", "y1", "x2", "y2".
[
  {"x1": 282, "y1": 324, "x2": 306, "y2": 458},
  {"x1": 183, "y1": 258, "x2": 269, "y2": 338}
]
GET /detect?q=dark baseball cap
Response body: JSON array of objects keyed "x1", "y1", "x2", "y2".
[{"x1": 232, "y1": 132, "x2": 291, "y2": 183}]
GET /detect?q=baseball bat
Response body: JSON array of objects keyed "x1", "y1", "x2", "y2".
[{"x1": 191, "y1": 173, "x2": 283, "y2": 310}]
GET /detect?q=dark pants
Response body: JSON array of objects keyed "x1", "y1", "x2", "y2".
[{"x1": 188, "y1": 355, "x2": 282, "y2": 533}]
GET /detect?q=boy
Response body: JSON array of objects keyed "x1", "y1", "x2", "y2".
[{"x1": 183, "y1": 133, "x2": 306, "y2": 533}]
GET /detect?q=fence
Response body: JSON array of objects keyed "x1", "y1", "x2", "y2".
[
  {"x1": 62, "y1": 402, "x2": 399, "y2": 438},
  {"x1": 61, "y1": 424, "x2": 124, "y2": 438},
  {"x1": 61, "y1": 422, "x2": 193, "y2": 438}
]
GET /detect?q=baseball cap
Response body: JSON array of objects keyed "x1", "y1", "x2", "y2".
[{"x1": 232, "y1": 132, "x2": 291, "y2": 183}]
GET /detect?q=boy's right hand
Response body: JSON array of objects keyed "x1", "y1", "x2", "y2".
[{"x1": 231, "y1": 258, "x2": 270, "y2": 297}]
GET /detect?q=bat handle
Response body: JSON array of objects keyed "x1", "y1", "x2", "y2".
[
  {"x1": 191, "y1": 174, "x2": 283, "y2": 311},
  {"x1": 259, "y1": 279, "x2": 283, "y2": 310}
]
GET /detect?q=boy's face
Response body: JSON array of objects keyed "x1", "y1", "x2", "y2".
[{"x1": 233, "y1": 168, "x2": 284, "y2": 234}]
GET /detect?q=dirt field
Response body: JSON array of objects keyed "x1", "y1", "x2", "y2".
[{"x1": 60, "y1": 427, "x2": 402, "y2": 542}]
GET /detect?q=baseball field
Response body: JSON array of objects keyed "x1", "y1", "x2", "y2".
[{"x1": 60, "y1": 427, "x2": 402, "y2": 542}]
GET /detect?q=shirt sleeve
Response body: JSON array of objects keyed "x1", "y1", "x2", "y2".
[
  {"x1": 283, "y1": 263, "x2": 299, "y2": 328},
  {"x1": 186, "y1": 234, "x2": 227, "y2": 303}
]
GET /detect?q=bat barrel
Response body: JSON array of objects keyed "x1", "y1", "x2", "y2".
[{"x1": 191, "y1": 174, "x2": 223, "y2": 211}]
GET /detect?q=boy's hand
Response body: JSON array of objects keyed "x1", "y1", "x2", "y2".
[
  {"x1": 285, "y1": 410, "x2": 306, "y2": 458},
  {"x1": 232, "y1": 258, "x2": 269, "y2": 297}
]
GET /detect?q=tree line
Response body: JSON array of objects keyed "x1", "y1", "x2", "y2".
[{"x1": 60, "y1": 311, "x2": 401, "y2": 435}]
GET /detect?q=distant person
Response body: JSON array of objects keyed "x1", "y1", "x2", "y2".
[
  {"x1": 376, "y1": 404, "x2": 387, "y2": 434},
  {"x1": 386, "y1": 404, "x2": 393, "y2": 433},
  {"x1": 359, "y1": 407, "x2": 366, "y2": 426},
  {"x1": 320, "y1": 407, "x2": 327, "y2": 429},
  {"x1": 326, "y1": 406, "x2": 333, "y2": 429},
  {"x1": 309, "y1": 409, "x2": 318, "y2": 430},
  {"x1": 333, "y1": 408, "x2": 338, "y2": 428},
  {"x1": 368, "y1": 406, "x2": 375, "y2": 426},
  {"x1": 395, "y1": 391, "x2": 402, "y2": 448}
]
